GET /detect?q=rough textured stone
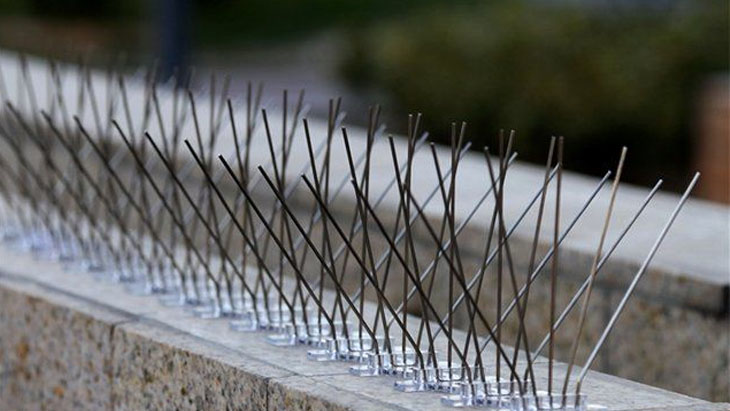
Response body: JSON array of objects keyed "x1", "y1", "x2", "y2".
[
  {"x1": 111, "y1": 322, "x2": 273, "y2": 410},
  {"x1": 0, "y1": 279, "x2": 124, "y2": 410},
  {"x1": 0, "y1": 246, "x2": 725, "y2": 410},
  {"x1": 267, "y1": 376, "x2": 354, "y2": 411}
]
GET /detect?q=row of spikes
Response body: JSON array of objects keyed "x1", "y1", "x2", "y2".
[{"x1": 0, "y1": 55, "x2": 699, "y2": 409}]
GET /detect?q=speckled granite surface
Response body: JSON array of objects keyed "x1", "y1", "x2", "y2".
[{"x1": 0, "y1": 246, "x2": 727, "y2": 410}]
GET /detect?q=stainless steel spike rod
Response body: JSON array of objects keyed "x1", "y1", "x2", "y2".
[{"x1": 574, "y1": 172, "x2": 700, "y2": 396}]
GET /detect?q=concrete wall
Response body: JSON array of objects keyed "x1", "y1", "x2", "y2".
[{"x1": 0, "y1": 246, "x2": 727, "y2": 410}]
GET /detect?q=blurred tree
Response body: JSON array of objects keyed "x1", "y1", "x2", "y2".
[
  {"x1": 340, "y1": 1, "x2": 729, "y2": 191},
  {"x1": 26, "y1": 0, "x2": 141, "y2": 18},
  {"x1": 192, "y1": 0, "x2": 476, "y2": 47}
]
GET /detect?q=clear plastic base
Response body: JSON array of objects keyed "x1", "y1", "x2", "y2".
[
  {"x1": 192, "y1": 303, "x2": 222, "y2": 319},
  {"x1": 191, "y1": 299, "x2": 241, "y2": 319},
  {"x1": 266, "y1": 333, "x2": 298, "y2": 346},
  {"x1": 159, "y1": 292, "x2": 194, "y2": 307},
  {"x1": 27, "y1": 232, "x2": 53, "y2": 255},
  {"x1": 0, "y1": 227, "x2": 20, "y2": 243},
  {"x1": 511, "y1": 392, "x2": 588, "y2": 410},
  {"x1": 84, "y1": 260, "x2": 107, "y2": 274},
  {"x1": 159, "y1": 282, "x2": 207, "y2": 307},
  {"x1": 266, "y1": 321, "x2": 348, "y2": 347},
  {"x1": 350, "y1": 348, "x2": 422, "y2": 377},
  {"x1": 56, "y1": 250, "x2": 77, "y2": 262},
  {"x1": 427, "y1": 364, "x2": 489, "y2": 393},
  {"x1": 125, "y1": 279, "x2": 172, "y2": 296},
  {"x1": 394, "y1": 368, "x2": 431, "y2": 392},
  {"x1": 440, "y1": 378, "x2": 524, "y2": 408},
  {"x1": 441, "y1": 393, "x2": 513, "y2": 409},
  {"x1": 229, "y1": 307, "x2": 316, "y2": 332},
  {"x1": 306, "y1": 335, "x2": 386, "y2": 362},
  {"x1": 307, "y1": 348, "x2": 338, "y2": 362}
]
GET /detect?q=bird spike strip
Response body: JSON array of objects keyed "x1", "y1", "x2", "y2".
[{"x1": 0, "y1": 54, "x2": 699, "y2": 410}]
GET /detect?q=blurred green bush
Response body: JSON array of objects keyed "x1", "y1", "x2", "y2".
[
  {"x1": 193, "y1": 0, "x2": 467, "y2": 46},
  {"x1": 340, "y1": 1, "x2": 728, "y2": 190},
  {"x1": 0, "y1": 0, "x2": 141, "y2": 18}
]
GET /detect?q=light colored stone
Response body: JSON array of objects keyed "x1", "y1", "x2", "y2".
[
  {"x1": 0, "y1": 245, "x2": 724, "y2": 410},
  {"x1": 0, "y1": 275, "x2": 126, "y2": 410}
]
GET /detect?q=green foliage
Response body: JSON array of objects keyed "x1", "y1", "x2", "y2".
[
  {"x1": 340, "y1": 1, "x2": 729, "y2": 189},
  {"x1": 192, "y1": 0, "x2": 475, "y2": 47},
  {"x1": 0, "y1": 0, "x2": 142, "y2": 19}
]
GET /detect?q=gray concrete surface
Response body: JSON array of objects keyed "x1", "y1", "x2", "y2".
[{"x1": 0, "y1": 246, "x2": 727, "y2": 410}]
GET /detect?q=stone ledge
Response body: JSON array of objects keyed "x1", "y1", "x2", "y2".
[{"x1": 0, "y1": 246, "x2": 725, "y2": 410}]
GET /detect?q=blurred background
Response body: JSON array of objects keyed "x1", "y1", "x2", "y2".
[{"x1": 0, "y1": 0, "x2": 727, "y2": 200}]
